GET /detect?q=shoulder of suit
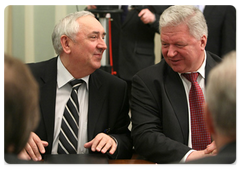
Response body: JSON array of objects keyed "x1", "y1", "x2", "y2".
[
  {"x1": 131, "y1": 60, "x2": 174, "y2": 87},
  {"x1": 27, "y1": 57, "x2": 58, "y2": 79},
  {"x1": 92, "y1": 69, "x2": 127, "y2": 84},
  {"x1": 206, "y1": 51, "x2": 222, "y2": 63},
  {"x1": 135, "y1": 59, "x2": 169, "y2": 77},
  {"x1": 27, "y1": 57, "x2": 57, "y2": 69}
]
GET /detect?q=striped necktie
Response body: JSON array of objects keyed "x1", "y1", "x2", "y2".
[{"x1": 57, "y1": 79, "x2": 83, "y2": 154}]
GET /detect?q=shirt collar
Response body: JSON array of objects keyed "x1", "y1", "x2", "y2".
[
  {"x1": 197, "y1": 50, "x2": 206, "y2": 79},
  {"x1": 57, "y1": 56, "x2": 89, "y2": 90}
]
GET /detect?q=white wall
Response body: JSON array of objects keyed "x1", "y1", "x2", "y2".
[{"x1": 4, "y1": 5, "x2": 86, "y2": 63}]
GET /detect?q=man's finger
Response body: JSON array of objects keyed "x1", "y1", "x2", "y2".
[
  {"x1": 96, "y1": 138, "x2": 107, "y2": 152},
  {"x1": 25, "y1": 142, "x2": 39, "y2": 161},
  {"x1": 101, "y1": 141, "x2": 112, "y2": 154},
  {"x1": 109, "y1": 143, "x2": 117, "y2": 155},
  {"x1": 84, "y1": 140, "x2": 93, "y2": 148},
  {"x1": 18, "y1": 149, "x2": 31, "y2": 160}
]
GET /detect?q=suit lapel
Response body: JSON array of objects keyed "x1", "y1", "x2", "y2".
[
  {"x1": 205, "y1": 51, "x2": 221, "y2": 85},
  {"x1": 164, "y1": 66, "x2": 189, "y2": 144},
  {"x1": 87, "y1": 70, "x2": 107, "y2": 140},
  {"x1": 39, "y1": 58, "x2": 57, "y2": 147}
]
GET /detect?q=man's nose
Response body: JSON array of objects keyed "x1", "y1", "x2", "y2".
[
  {"x1": 97, "y1": 38, "x2": 107, "y2": 50},
  {"x1": 167, "y1": 45, "x2": 177, "y2": 57}
]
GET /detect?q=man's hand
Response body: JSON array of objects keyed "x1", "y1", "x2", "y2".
[
  {"x1": 18, "y1": 132, "x2": 48, "y2": 161},
  {"x1": 205, "y1": 141, "x2": 217, "y2": 155},
  {"x1": 87, "y1": 5, "x2": 97, "y2": 10},
  {"x1": 186, "y1": 141, "x2": 217, "y2": 162},
  {"x1": 84, "y1": 133, "x2": 117, "y2": 155},
  {"x1": 138, "y1": 9, "x2": 156, "y2": 24}
]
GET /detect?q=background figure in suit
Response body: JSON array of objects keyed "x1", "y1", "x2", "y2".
[
  {"x1": 20, "y1": 11, "x2": 132, "y2": 161},
  {"x1": 131, "y1": 6, "x2": 222, "y2": 163},
  {"x1": 203, "y1": 5, "x2": 236, "y2": 58},
  {"x1": 4, "y1": 55, "x2": 40, "y2": 163},
  {"x1": 187, "y1": 51, "x2": 236, "y2": 164},
  {"x1": 87, "y1": 5, "x2": 169, "y2": 98}
]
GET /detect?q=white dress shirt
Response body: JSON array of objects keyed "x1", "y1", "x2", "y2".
[
  {"x1": 51, "y1": 57, "x2": 89, "y2": 154},
  {"x1": 178, "y1": 51, "x2": 207, "y2": 162}
]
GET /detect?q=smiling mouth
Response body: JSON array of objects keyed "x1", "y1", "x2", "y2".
[
  {"x1": 93, "y1": 53, "x2": 103, "y2": 60},
  {"x1": 171, "y1": 59, "x2": 180, "y2": 62},
  {"x1": 94, "y1": 53, "x2": 102, "y2": 57},
  {"x1": 94, "y1": 50, "x2": 104, "y2": 56},
  {"x1": 169, "y1": 59, "x2": 182, "y2": 65}
]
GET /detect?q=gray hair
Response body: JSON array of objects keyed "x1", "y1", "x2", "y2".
[
  {"x1": 52, "y1": 11, "x2": 94, "y2": 55},
  {"x1": 205, "y1": 51, "x2": 236, "y2": 138},
  {"x1": 159, "y1": 5, "x2": 208, "y2": 40}
]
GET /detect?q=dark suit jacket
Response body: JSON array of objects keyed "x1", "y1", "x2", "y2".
[
  {"x1": 204, "y1": 5, "x2": 236, "y2": 58},
  {"x1": 131, "y1": 51, "x2": 221, "y2": 163},
  {"x1": 110, "y1": 5, "x2": 169, "y2": 81},
  {"x1": 187, "y1": 141, "x2": 236, "y2": 164},
  {"x1": 28, "y1": 57, "x2": 132, "y2": 159}
]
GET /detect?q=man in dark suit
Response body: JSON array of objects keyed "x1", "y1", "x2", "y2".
[
  {"x1": 19, "y1": 11, "x2": 132, "y2": 161},
  {"x1": 187, "y1": 52, "x2": 236, "y2": 164},
  {"x1": 87, "y1": 5, "x2": 169, "y2": 98},
  {"x1": 131, "y1": 6, "x2": 222, "y2": 163}
]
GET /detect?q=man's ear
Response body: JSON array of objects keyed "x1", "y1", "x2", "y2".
[
  {"x1": 200, "y1": 35, "x2": 207, "y2": 51},
  {"x1": 204, "y1": 103, "x2": 215, "y2": 135},
  {"x1": 60, "y1": 35, "x2": 71, "y2": 54}
]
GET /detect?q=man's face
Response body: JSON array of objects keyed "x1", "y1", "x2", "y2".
[
  {"x1": 161, "y1": 24, "x2": 206, "y2": 73},
  {"x1": 70, "y1": 16, "x2": 107, "y2": 72}
]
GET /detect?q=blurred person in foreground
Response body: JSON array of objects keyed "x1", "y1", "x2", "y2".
[
  {"x1": 187, "y1": 51, "x2": 236, "y2": 164},
  {"x1": 19, "y1": 11, "x2": 132, "y2": 161},
  {"x1": 131, "y1": 5, "x2": 222, "y2": 163},
  {"x1": 4, "y1": 54, "x2": 40, "y2": 163}
]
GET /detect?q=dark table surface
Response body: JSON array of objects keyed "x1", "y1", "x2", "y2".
[{"x1": 43, "y1": 154, "x2": 154, "y2": 164}]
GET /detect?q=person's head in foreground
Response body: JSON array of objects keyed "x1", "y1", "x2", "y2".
[{"x1": 4, "y1": 54, "x2": 40, "y2": 162}]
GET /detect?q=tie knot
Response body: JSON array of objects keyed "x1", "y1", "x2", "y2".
[
  {"x1": 69, "y1": 79, "x2": 83, "y2": 90},
  {"x1": 182, "y1": 72, "x2": 199, "y2": 83}
]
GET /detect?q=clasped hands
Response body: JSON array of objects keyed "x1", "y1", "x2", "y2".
[
  {"x1": 186, "y1": 141, "x2": 217, "y2": 162},
  {"x1": 18, "y1": 132, "x2": 117, "y2": 161}
]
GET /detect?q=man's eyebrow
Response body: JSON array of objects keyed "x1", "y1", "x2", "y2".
[
  {"x1": 161, "y1": 40, "x2": 168, "y2": 43},
  {"x1": 92, "y1": 31, "x2": 106, "y2": 35}
]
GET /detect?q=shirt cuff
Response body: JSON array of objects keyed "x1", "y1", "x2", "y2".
[
  {"x1": 109, "y1": 135, "x2": 118, "y2": 146},
  {"x1": 180, "y1": 149, "x2": 195, "y2": 163}
]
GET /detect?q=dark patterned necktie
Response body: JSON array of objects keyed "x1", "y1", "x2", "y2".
[
  {"x1": 182, "y1": 73, "x2": 211, "y2": 150},
  {"x1": 57, "y1": 79, "x2": 83, "y2": 154}
]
